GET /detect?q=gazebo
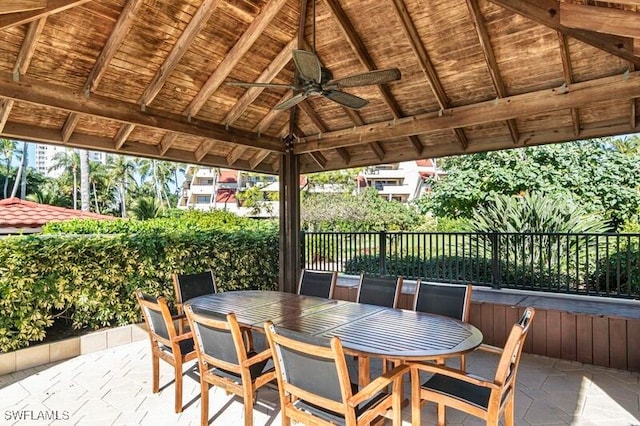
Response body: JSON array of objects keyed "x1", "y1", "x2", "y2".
[{"x1": 0, "y1": 0, "x2": 638, "y2": 291}]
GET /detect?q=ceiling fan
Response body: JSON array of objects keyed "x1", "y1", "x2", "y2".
[{"x1": 226, "y1": 1, "x2": 401, "y2": 110}]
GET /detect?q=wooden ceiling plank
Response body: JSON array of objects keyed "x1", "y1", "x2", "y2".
[
  {"x1": 296, "y1": 70, "x2": 640, "y2": 152},
  {"x1": 254, "y1": 92, "x2": 290, "y2": 134},
  {"x1": 61, "y1": 112, "x2": 80, "y2": 142},
  {"x1": 249, "y1": 149, "x2": 270, "y2": 169},
  {"x1": 324, "y1": 0, "x2": 424, "y2": 155},
  {"x1": 308, "y1": 151, "x2": 327, "y2": 169},
  {"x1": 224, "y1": 37, "x2": 296, "y2": 126},
  {"x1": 335, "y1": 147, "x2": 350, "y2": 165},
  {"x1": 489, "y1": 0, "x2": 640, "y2": 66},
  {"x1": 139, "y1": 0, "x2": 221, "y2": 107},
  {"x1": 632, "y1": 63, "x2": 638, "y2": 131},
  {"x1": 557, "y1": 32, "x2": 581, "y2": 137},
  {"x1": 195, "y1": 140, "x2": 214, "y2": 162},
  {"x1": 0, "y1": 1, "x2": 46, "y2": 15},
  {"x1": 13, "y1": 18, "x2": 46, "y2": 77},
  {"x1": 343, "y1": 107, "x2": 386, "y2": 161},
  {"x1": 635, "y1": 39, "x2": 640, "y2": 56},
  {"x1": 0, "y1": 99, "x2": 13, "y2": 132},
  {"x1": 84, "y1": 0, "x2": 144, "y2": 95},
  {"x1": 298, "y1": 100, "x2": 352, "y2": 165},
  {"x1": 0, "y1": 0, "x2": 89, "y2": 29},
  {"x1": 157, "y1": 133, "x2": 178, "y2": 155},
  {"x1": 1, "y1": 121, "x2": 275, "y2": 173},
  {"x1": 560, "y1": 2, "x2": 640, "y2": 40},
  {"x1": 185, "y1": 0, "x2": 288, "y2": 117},
  {"x1": 369, "y1": 141, "x2": 385, "y2": 161},
  {"x1": 0, "y1": 73, "x2": 284, "y2": 152},
  {"x1": 466, "y1": 0, "x2": 520, "y2": 145},
  {"x1": 113, "y1": 123, "x2": 135, "y2": 149}
]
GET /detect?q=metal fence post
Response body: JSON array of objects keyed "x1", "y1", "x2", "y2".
[
  {"x1": 379, "y1": 230, "x2": 387, "y2": 276},
  {"x1": 490, "y1": 232, "x2": 501, "y2": 289}
]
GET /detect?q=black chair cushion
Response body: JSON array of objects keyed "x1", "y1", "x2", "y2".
[
  {"x1": 358, "y1": 276, "x2": 398, "y2": 308},
  {"x1": 161, "y1": 337, "x2": 195, "y2": 356},
  {"x1": 299, "y1": 271, "x2": 333, "y2": 298},
  {"x1": 415, "y1": 283, "x2": 467, "y2": 320},
  {"x1": 177, "y1": 271, "x2": 215, "y2": 303},
  {"x1": 422, "y1": 373, "x2": 491, "y2": 410},
  {"x1": 207, "y1": 353, "x2": 274, "y2": 383}
]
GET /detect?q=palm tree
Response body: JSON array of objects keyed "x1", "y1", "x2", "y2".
[
  {"x1": 0, "y1": 138, "x2": 16, "y2": 198},
  {"x1": 79, "y1": 149, "x2": 90, "y2": 211},
  {"x1": 49, "y1": 149, "x2": 79, "y2": 209},
  {"x1": 106, "y1": 154, "x2": 137, "y2": 218},
  {"x1": 130, "y1": 196, "x2": 161, "y2": 219},
  {"x1": 26, "y1": 181, "x2": 70, "y2": 207},
  {"x1": 10, "y1": 142, "x2": 27, "y2": 198}
]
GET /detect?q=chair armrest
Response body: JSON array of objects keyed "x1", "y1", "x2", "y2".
[
  {"x1": 174, "y1": 331, "x2": 193, "y2": 342},
  {"x1": 478, "y1": 343, "x2": 503, "y2": 355},
  {"x1": 243, "y1": 348, "x2": 272, "y2": 367},
  {"x1": 171, "y1": 313, "x2": 187, "y2": 321},
  {"x1": 410, "y1": 362, "x2": 500, "y2": 391},
  {"x1": 348, "y1": 364, "x2": 409, "y2": 407}
]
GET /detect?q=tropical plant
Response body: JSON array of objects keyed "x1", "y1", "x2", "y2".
[
  {"x1": 0, "y1": 138, "x2": 16, "y2": 198},
  {"x1": 49, "y1": 148, "x2": 79, "y2": 208},
  {"x1": 130, "y1": 196, "x2": 161, "y2": 220},
  {"x1": 105, "y1": 154, "x2": 138, "y2": 217},
  {"x1": 26, "y1": 181, "x2": 71, "y2": 207}
]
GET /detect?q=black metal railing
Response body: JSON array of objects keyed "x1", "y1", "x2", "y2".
[{"x1": 301, "y1": 231, "x2": 640, "y2": 299}]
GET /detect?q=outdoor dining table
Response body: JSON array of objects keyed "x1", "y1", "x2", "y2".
[{"x1": 189, "y1": 290, "x2": 483, "y2": 386}]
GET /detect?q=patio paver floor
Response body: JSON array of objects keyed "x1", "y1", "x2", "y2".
[{"x1": 1, "y1": 340, "x2": 639, "y2": 425}]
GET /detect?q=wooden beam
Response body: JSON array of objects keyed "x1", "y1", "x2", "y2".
[
  {"x1": 557, "y1": 32, "x2": 581, "y2": 137},
  {"x1": 0, "y1": 1, "x2": 46, "y2": 15},
  {"x1": 113, "y1": 123, "x2": 135, "y2": 149},
  {"x1": 343, "y1": 107, "x2": 385, "y2": 161},
  {"x1": 308, "y1": 151, "x2": 327, "y2": 169},
  {"x1": 369, "y1": 141, "x2": 385, "y2": 161},
  {"x1": 224, "y1": 37, "x2": 296, "y2": 126},
  {"x1": 298, "y1": 100, "x2": 352, "y2": 165},
  {"x1": 295, "y1": 70, "x2": 640, "y2": 152},
  {"x1": 254, "y1": 92, "x2": 290, "y2": 134},
  {"x1": 334, "y1": 147, "x2": 350, "y2": 165},
  {"x1": 61, "y1": 112, "x2": 80, "y2": 142},
  {"x1": 185, "y1": 0, "x2": 288, "y2": 117},
  {"x1": 249, "y1": 149, "x2": 270, "y2": 169},
  {"x1": 1, "y1": 18, "x2": 44, "y2": 132},
  {"x1": 0, "y1": 73, "x2": 284, "y2": 152},
  {"x1": 194, "y1": 140, "x2": 214, "y2": 162},
  {"x1": 13, "y1": 18, "x2": 46, "y2": 77},
  {"x1": 85, "y1": 0, "x2": 143, "y2": 95},
  {"x1": 324, "y1": 0, "x2": 424, "y2": 155},
  {"x1": 1, "y1": 0, "x2": 90, "y2": 30},
  {"x1": 1, "y1": 120, "x2": 276, "y2": 174},
  {"x1": 139, "y1": 0, "x2": 221, "y2": 106},
  {"x1": 226, "y1": 145, "x2": 245, "y2": 166},
  {"x1": 560, "y1": 3, "x2": 640, "y2": 40},
  {"x1": 631, "y1": 63, "x2": 637, "y2": 131},
  {"x1": 465, "y1": 0, "x2": 519, "y2": 144},
  {"x1": 489, "y1": 0, "x2": 640, "y2": 66},
  {"x1": 635, "y1": 38, "x2": 640, "y2": 57}
]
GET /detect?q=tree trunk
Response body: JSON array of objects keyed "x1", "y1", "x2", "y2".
[
  {"x1": 19, "y1": 142, "x2": 27, "y2": 199},
  {"x1": 120, "y1": 177, "x2": 127, "y2": 218},
  {"x1": 79, "y1": 149, "x2": 90, "y2": 211},
  {"x1": 72, "y1": 164, "x2": 78, "y2": 210},
  {"x1": 10, "y1": 143, "x2": 26, "y2": 198},
  {"x1": 3, "y1": 159, "x2": 9, "y2": 198},
  {"x1": 92, "y1": 181, "x2": 100, "y2": 214}
]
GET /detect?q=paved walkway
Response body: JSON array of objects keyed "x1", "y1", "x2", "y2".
[{"x1": 1, "y1": 340, "x2": 639, "y2": 425}]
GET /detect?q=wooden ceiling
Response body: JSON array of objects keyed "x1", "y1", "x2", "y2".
[{"x1": 0, "y1": 0, "x2": 638, "y2": 174}]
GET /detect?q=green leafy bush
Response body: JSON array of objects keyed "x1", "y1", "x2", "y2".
[
  {"x1": 588, "y1": 244, "x2": 640, "y2": 296},
  {"x1": 0, "y1": 225, "x2": 278, "y2": 352}
]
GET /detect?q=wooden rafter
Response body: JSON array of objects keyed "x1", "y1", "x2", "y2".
[
  {"x1": 294, "y1": 70, "x2": 640, "y2": 152},
  {"x1": 0, "y1": 1, "x2": 46, "y2": 15},
  {"x1": 0, "y1": 17, "x2": 45, "y2": 132},
  {"x1": 1, "y1": 121, "x2": 276, "y2": 173},
  {"x1": 631, "y1": 63, "x2": 638, "y2": 131},
  {"x1": 224, "y1": 37, "x2": 296, "y2": 126},
  {"x1": 298, "y1": 100, "x2": 351, "y2": 166},
  {"x1": 0, "y1": 0, "x2": 89, "y2": 29},
  {"x1": 390, "y1": 0, "x2": 471, "y2": 148},
  {"x1": 0, "y1": 73, "x2": 284, "y2": 152},
  {"x1": 489, "y1": 0, "x2": 640, "y2": 66},
  {"x1": 323, "y1": 0, "x2": 425, "y2": 155},
  {"x1": 185, "y1": 0, "x2": 288, "y2": 118},
  {"x1": 342, "y1": 108, "x2": 384, "y2": 161},
  {"x1": 249, "y1": 149, "x2": 271, "y2": 169},
  {"x1": 557, "y1": 32, "x2": 581, "y2": 137},
  {"x1": 559, "y1": 2, "x2": 640, "y2": 40},
  {"x1": 465, "y1": 0, "x2": 519, "y2": 144}
]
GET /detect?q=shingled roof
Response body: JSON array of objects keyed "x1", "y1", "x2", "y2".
[
  {"x1": 0, "y1": 0, "x2": 637, "y2": 175},
  {"x1": 0, "y1": 198, "x2": 115, "y2": 234}
]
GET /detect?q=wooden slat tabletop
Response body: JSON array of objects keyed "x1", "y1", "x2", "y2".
[{"x1": 189, "y1": 290, "x2": 483, "y2": 361}]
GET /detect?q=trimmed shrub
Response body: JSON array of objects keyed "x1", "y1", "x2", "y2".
[{"x1": 0, "y1": 226, "x2": 278, "y2": 352}]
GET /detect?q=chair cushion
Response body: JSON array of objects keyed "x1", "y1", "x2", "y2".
[
  {"x1": 292, "y1": 383, "x2": 388, "y2": 425},
  {"x1": 207, "y1": 353, "x2": 274, "y2": 383},
  {"x1": 422, "y1": 373, "x2": 491, "y2": 410},
  {"x1": 161, "y1": 338, "x2": 195, "y2": 356}
]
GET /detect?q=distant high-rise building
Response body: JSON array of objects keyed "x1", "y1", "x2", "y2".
[{"x1": 34, "y1": 144, "x2": 105, "y2": 178}]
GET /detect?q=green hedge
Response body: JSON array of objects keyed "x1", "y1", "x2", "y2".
[{"x1": 0, "y1": 227, "x2": 278, "y2": 352}]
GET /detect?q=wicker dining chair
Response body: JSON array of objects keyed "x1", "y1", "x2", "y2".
[
  {"x1": 264, "y1": 321, "x2": 409, "y2": 426},
  {"x1": 356, "y1": 273, "x2": 403, "y2": 308},
  {"x1": 172, "y1": 270, "x2": 216, "y2": 333},
  {"x1": 410, "y1": 307, "x2": 536, "y2": 426},
  {"x1": 413, "y1": 281, "x2": 473, "y2": 370},
  {"x1": 184, "y1": 305, "x2": 275, "y2": 426},
  {"x1": 135, "y1": 289, "x2": 197, "y2": 413},
  {"x1": 297, "y1": 269, "x2": 338, "y2": 299}
]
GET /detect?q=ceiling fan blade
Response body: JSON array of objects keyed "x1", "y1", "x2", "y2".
[
  {"x1": 292, "y1": 49, "x2": 322, "y2": 82},
  {"x1": 328, "y1": 68, "x2": 401, "y2": 88},
  {"x1": 274, "y1": 92, "x2": 308, "y2": 110},
  {"x1": 226, "y1": 81, "x2": 297, "y2": 89},
  {"x1": 322, "y1": 90, "x2": 369, "y2": 110}
]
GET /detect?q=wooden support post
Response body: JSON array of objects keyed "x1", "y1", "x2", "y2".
[{"x1": 279, "y1": 134, "x2": 301, "y2": 293}]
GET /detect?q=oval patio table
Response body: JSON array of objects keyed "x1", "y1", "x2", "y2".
[{"x1": 188, "y1": 290, "x2": 483, "y2": 381}]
